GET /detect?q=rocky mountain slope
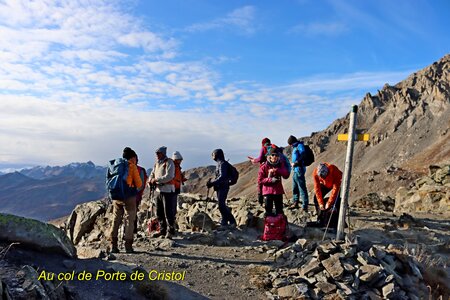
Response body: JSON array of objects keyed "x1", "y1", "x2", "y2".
[{"x1": 184, "y1": 54, "x2": 450, "y2": 208}]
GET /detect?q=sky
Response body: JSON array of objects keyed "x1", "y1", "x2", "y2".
[{"x1": 0, "y1": 0, "x2": 449, "y2": 171}]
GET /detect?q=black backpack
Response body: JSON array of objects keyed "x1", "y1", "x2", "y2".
[
  {"x1": 302, "y1": 145, "x2": 315, "y2": 166},
  {"x1": 226, "y1": 161, "x2": 239, "y2": 186}
]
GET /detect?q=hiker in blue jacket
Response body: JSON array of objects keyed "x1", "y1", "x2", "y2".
[
  {"x1": 206, "y1": 149, "x2": 237, "y2": 229},
  {"x1": 287, "y1": 135, "x2": 309, "y2": 211}
]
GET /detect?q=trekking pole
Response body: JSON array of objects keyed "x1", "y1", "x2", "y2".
[
  {"x1": 202, "y1": 187, "x2": 211, "y2": 232},
  {"x1": 322, "y1": 186, "x2": 341, "y2": 241}
]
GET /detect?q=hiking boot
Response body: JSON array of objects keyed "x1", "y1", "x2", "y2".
[
  {"x1": 216, "y1": 225, "x2": 229, "y2": 231},
  {"x1": 151, "y1": 231, "x2": 166, "y2": 238},
  {"x1": 302, "y1": 206, "x2": 308, "y2": 213},
  {"x1": 165, "y1": 232, "x2": 173, "y2": 239},
  {"x1": 110, "y1": 238, "x2": 119, "y2": 253},
  {"x1": 124, "y1": 240, "x2": 134, "y2": 253},
  {"x1": 289, "y1": 202, "x2": 299, "y2": 209}
]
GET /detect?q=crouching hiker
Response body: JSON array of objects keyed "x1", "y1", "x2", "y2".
[
  {"x1": 207, "y1": 149, "x2": 237, "y2": 230},
  {"x1": 148, "y1": 146, "x2": 176, "y2": 239},
  {"x1": 258, "y1": 146, "x2": 290, "y2": 217},
  {"x1": 311, "y1": 163, "x2": 342, "y2": 230},
  {"x1": 107, "y1": 147, "x2": 142, "y2": 253}
]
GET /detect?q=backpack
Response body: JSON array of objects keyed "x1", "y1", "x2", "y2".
[
  {"x1": 302, "y1": 145, "x2": 315, "y2": 166},
  {"x1": 261, "y1": 214, "x2": 288, "y2": 241},
  {"x1": 226, "y1": 161, "x2": 239, "y2": 186},
  {"x1": 280, "y1": 153, "x2": 292, "y2": 177},
  {"x1": 137, "y1": 166, "x2": 147, "y2": 193},
  {"x1": 106, "y1": 158, "x2": 136, "y2": 201}
]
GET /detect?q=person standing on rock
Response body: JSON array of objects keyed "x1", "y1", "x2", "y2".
[
  {"x1": 171, "y1": 151, "x2": 187, "y2": 230},
  {"x1": 312, "y1": 163, "x2": 342, "y2": 229},
  {"x1": 148, "y1": 146, "x2": 176, "y2": 239},
  {"x1": 109, "y1": 147, "x2": 142, "y2": 253},
  {"x1": 287, "y1": 135, "x2": 309, "y2": 211},
  {"x1": 258, "y1": 146, "x2": 290, "y2": 216},
  {"x1": 207, "y1": 149, "x2": 237, "y2": 229}
]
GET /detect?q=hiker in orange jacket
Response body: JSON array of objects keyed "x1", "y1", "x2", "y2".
[
  {"x1": 312, "y1": 163, "x2": 342, "y2": 229},
  {"x1": 109, "y1": 147, "x2": 142, "y2": 253},
  {"x1": 171, "y1": 151, "x2": 187, "y2": 229}
]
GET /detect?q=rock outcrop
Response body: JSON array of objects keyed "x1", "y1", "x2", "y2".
[
  {"x1": 395, "y1": 164, "x2": 450, "y2": 215},
  {"x1": 0, "y1": 213, "x2": 76, "y2": 258}
]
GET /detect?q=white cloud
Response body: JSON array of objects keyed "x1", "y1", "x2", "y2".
[
  {"x1": 0, "y1": 1, "x2": 416, "y2": 169},
  {"x1": 186, "y1": 6, "x2": 257, "y2": 35}
]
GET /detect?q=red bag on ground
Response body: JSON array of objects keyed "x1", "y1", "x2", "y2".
[
  {"x1": 147, "y1": 218, "x2": 160, "y2": 235},
  {"x1": 261, "y1": 214, "x2": 288, "y2": 241}
]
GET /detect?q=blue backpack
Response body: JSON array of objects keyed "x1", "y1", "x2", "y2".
[{"x1": 106, "y1": 158, "x2": 136, "y2": 200}]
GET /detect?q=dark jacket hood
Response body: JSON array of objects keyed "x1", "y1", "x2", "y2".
[{"x1": 212, "y1": 149, "x2": 225, "y2": 161}]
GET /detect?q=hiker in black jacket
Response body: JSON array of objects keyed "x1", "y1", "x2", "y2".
[{"x1": 206, "y1": 149, "x2": 237, "y2": 229}]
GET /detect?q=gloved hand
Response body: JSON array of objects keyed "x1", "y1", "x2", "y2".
[{"x1": 258, "y1": 194, "x2": 264, "y2": 206}]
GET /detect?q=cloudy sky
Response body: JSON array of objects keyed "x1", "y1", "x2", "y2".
[{"x1": 0, "y1": 0, "x2": 449, "y2": 170}]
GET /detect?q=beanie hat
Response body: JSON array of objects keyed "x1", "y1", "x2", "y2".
[
  {"x1": 317, "y1": 163, "x2": 329, "y2": 178},
  {"x1": 172, "y1": 151, "x2": 183, "y2": 160},
  {"x1": 123, "y1": 147, "x2": 136, "y2": 160},
  {"x1": 266, "y1": 145, "x2": 279, "y2": 156},
  {"x1": 261, "y1": 137, "x2": 271, "y2": 146},
  {"x1": 287, "y1": 135, "x2": 297, "y2": 146},
  {"x1": 155, "y1": 146, "x2": 167, "y2": 156}
]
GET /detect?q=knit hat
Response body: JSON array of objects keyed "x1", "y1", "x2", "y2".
[
  {"x1": 122, "y1": 147, "x2": 136, "y2": 160},
  {"x1": 261, "y1": 137, "x2": 271, "y2": 146},
  {"x1": 155, "y1": 146, "x2": 167, "y2": 156},
  {"x1": 287, "y1": 135, "x2": 297, "y2": 146},
  {"x1": 317, "y1": 163, "x2": 329, "y2": 178},
  {"x1": 172, "y1": 151, "x2": 183, "y2": 160},
  {"x1": 266, "y1": 146, "x2": 279, "y2": 156}
]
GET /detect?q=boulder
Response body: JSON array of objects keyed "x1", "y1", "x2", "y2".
[
  {"x1": 0, "y1": 213, "x2": 76, "y2": 258},
  {"x1": 66, "y1": 200, "x2": 107, "y2": 245}
]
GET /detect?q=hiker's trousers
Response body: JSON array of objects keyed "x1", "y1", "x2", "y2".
[
  {"x1": 155, "y1": 191, "x2": 176, "y2": 233},
  {"x1": 292, "y1": 171, "x2": 309, "y2": 209},
  {"x1": 109, "y1": 196, "x2": 137, "y2": 242},
  {"x1": 216, "y1": 188, "x2": 236, "y2": 226}
]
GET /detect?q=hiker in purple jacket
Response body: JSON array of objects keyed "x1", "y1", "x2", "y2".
[{"x1": 258, "y1": 146, "x2": 290, "y2": 216}]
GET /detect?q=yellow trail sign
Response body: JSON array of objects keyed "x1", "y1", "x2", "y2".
[{"x1": 338, "y1": 133, "x2": 370, "y2": 142}]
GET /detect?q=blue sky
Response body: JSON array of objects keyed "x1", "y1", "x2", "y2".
[{"x1": 0, "y1": 0, "x2": 449, "y2": 170}]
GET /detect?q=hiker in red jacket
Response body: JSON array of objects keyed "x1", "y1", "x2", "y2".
[{"x1": 258, "y1": 146, "x2": 290, "y2": 216}]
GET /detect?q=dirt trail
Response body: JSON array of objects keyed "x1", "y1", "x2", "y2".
[{"x1": 116, "y1": 228, "x2": 273, "y2": 299}]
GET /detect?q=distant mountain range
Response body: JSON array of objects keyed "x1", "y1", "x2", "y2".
[{"x1": 0, "y1": 162, "x2": 107, "y2": 221}]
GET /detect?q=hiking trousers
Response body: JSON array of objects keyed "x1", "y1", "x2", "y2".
[
  {"x1": 264, "y1": 194, "x2": 284, "y2": 216},
  {"x1": 155, "y1": 191, "x2": 176, "y2": 234},
  {"x1": 216, "y1": 188, "x2": 236, "y2": 226},
  {"x1": 292, "y1": 171, "x2": 309, "y2": 209},
  {"x1": 109, "y1": 196, "x2": 137, "y2": 242}
]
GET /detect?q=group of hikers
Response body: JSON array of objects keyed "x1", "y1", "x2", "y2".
[{"x1": 106, "y1": 135, "x2": 343, "y2": 253}]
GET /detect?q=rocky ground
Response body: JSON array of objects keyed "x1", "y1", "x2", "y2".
[{"x1": 1, "y1": 164, "x2": 448, "y2": 299}]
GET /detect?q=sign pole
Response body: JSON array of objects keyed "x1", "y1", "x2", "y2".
[{"x1": 336, "y1": 105, "x2": 358, "y2": 241}]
